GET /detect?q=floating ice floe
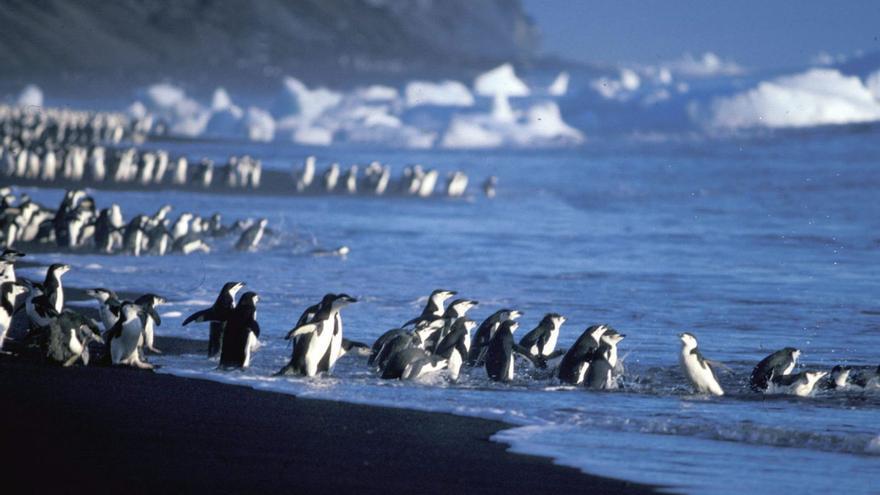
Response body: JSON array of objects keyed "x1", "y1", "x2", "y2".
[
  {"x1": 405, "y1": 80, "x2": 475, "y2": 107},
  {"x1": 704, "y1": 68, "x2": 880, "y2": 129}
]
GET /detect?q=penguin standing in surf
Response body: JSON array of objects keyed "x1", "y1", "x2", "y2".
[
  {"x1": 401, "y1": 289, "x2": 457, "y2": 328},
  {"x1": 484, "y1": 320, "x2": 540, "y2": 382},
  {"x1": 584, "y1": 331, "x2": 626, "y2": 390},
  {"x1": 219, "y1": 292, "x2": 260, "y2": 369},
  {"x1": 518, "y1": 313, "x2": 566, "y2": 360},
  {"x1": 277, "y1": 293, "x2": 357, "y2": 377},
  {"x1": 107, "y1": 302, "x2": 152, "y2": 369},
  {"x1": 678, "y1": 332, "x2": 724, "y2": 396},
  {"x1": 469, "y1": 308, "x2": 522, "y2": 366},
  {"x1": 182, "y1": 282, "x2": 245, "y2": 358},
  {"x1": 557, "y1": 324, "x2": 610, "y2": 385},
  {"x1": 749, "y1": 347, "x2": 800, "y2": 392},
  {"x1": 434, "y1": 317, "x2": 475, "y2": 381}
]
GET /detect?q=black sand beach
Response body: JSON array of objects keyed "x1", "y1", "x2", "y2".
[{"x1": 0, "y1": 336, "x2": 660, "y2": 494}]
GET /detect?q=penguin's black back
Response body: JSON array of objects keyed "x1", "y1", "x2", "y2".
[{"x1": 485, "y1": 327, "x2": 514, "y2": 382}]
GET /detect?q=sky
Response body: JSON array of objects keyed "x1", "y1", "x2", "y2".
[{"x1": 522, "y1": 0, "x2": 880, "y2": 70}]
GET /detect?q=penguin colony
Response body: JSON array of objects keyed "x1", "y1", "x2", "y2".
[
  {"x1": 0, "y1": 187, "x2": 270, "y2": 255},
  {"x1": 2, "y1": 104, "x2": 498, "y2": 199},
  {"x1": 3, "y1": 253, "x2": 878, "y2": 399}
]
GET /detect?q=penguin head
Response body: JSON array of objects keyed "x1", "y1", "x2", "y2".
[
  {"x1": 1, "y1": 248, "x2": 26, "y2": 262},
  {"x1": 830, "y1": 366, "x2": 851, "y2": 386},
  {"x1": 85, "y1": 288, "x2": 116, "y2": 302},
  {"x1": 336, "y1": 246, "x2": 350, "y2": 256},
  {"x1": 48, "y1": 263, "x2": 71, "y2": 278},
  {"x1": 239, "y1": 292, "x2": 259, "y2": 307},
  {"x1": 331, "y1": 293, "x2": 357, "y2": 309},
  {"x1": 5, "y1": 281, "x2": 29, "y2": 298},
  {"x1": 430, "y1": 289, "x2": 457, "y2": 302},
  {"x1": 785, "y1": 347, "x2": 801, "y2": 363},
  {"x1": 223, "y1": 282, "x2": 246, "y2": 296},
  {"x1": 601, "y1": 331, "x2": 625, "y2": 347},
  {"x1": 587, "y1": 324, "x2": 610, "y2": 343},
  {"x1": 136, "y1": 293, "x2": 166, "y2": 307},
  {"x1": 505, "y1": 309, "x2": 523, "y2": 321},
  {"x1": 447, "y1": 299, "x2": 478, "y2": 317},
  {"x1": 679, "y1": 332, "x2": 698, "y2": 349},
  {"x1": 803, "y1": 370, "x2": 828, "y2": 387},
  {"x1": 121, "y1": 303, "x2": 142, "y2": 320},
  {"x1": 543, "y1": 313, "x2": 566, "y2": 328}
]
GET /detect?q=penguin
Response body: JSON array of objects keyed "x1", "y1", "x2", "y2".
[
  {"x1": 277, "y1": 294, "x2": 357, "y2": 377},
  {"x1": 390, "y1": 347, "x2": 447, "y2": 380},
  {"x1": 469, "y1": 308, "x2": 523, "y2": 366},
  {"x1": 322, "y1": 163, "x2": 340, "y2": 192},
  {"x1": 485, "y1": 320, "x2": 537, "y2": 382},
  {"x1": 84, "y1": 288, "x2": 122, "y2": 333},
  {"x1": 146, "y1": 226, "x2": 172, "y2": 256},
  {"x1": 0, "y1": 281, "x2": 28, "y2": 351},
  {"x1": 338, "y1": 338, "x2": 371, "y2": 358},
  {"x1": 678, "y1": 332, "x2": 724, "y2": 396},
  {"x1": 42, "y1": 263, "x2": 70, "y2": 314},
  {"x1": 368, "y1": 328, "x2": 409, "y2": 367},
  {"x1": 182, "y1": 281, "x2": 245, "y2": 358},
  {"x1": 557, "y1": 324, "x2": 610, "y2": 385},
  {"x1": 135, "y1": 293, "x2": 165, "y2": 354},
  {"x1": 584, "y1": 331, "x2": 626, "y2": 390},
  {"x1": 417, "y1": 169, "x2": 438, "y2": 197},
  {"x1": 0, "y1": 248, "x2": 25, "y2": 283},
  {"x1": 45, "y1": 311, "x2": 103, "y2": 366},
  {"x1": 446, "y1": 171, "x2": 468, "y2": 198},
  {"x1": 93, "y1": 208, "x2": 116, "y2": 253},
  {"x1": 27, "y1": 293, "x2": 60, "y2": 331},
  {"x1": 173, "y1": 232, "x2": 211, "y2": 255},
  {"x1": 235, "y1": 218, "x2": 267, "y2": 251},
  {"x1": 419, "y1": 298, "x2": 479, "y2": 351},
  {"x1": 518, "y1": 313, "x2": 566, "y2": 359},
  {"x1": 766, "y1": 370, "x2": 828, "y2": 397},
  {"x1": 107, "y1": 302, "x2": 151, "y2": 369},
  {"x1": 295, "y1": 155, "x2": 316, "y2": 192},
  {"x1": 123, "y1": 215, "x2": 148, "y2": 256},
  {"x1": 219, "y1": 292, "x2": 261, "y2": 369},
  {"x1": 483, "y1": 176, "x2": 497, "y2": 199},
  {"x1": 851, "y1": 365, "x2": 880, "y2": 389},
  {"x1": 171, "y1": 213, "x2": 192, "y2": 240},
  {"x1": 343, "y1": 165, "x2": 358, "y2": 194},
  {"x1": 434, "y1": 318, "x2": 476, "y2": 381},
  {"x1": 749, "y1": 347, "x2": 801, "y2": 392},
  {"x1": 310, "y1": 246, "x2": 350, "y2": 257},
  {"x1": 401, "y1": 289, "x2": 457, "y2": 328},
  {"x1": 820, "y1": 365, "x2": 852, "y2": 391}
]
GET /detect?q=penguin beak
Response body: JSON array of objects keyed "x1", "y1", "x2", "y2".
[{"x1": 346, "y1": 296, "x2": 358, "y2": 303}]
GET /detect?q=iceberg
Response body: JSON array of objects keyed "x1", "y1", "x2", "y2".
[
  {"x1": 474, "y1": 63, "x2": 530, "y2": 97},
  {"x1": 405, "y1": 80, "x2": 474, "y2": 107}
]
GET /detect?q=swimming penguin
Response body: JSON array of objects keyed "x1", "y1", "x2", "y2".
[
  {"x1": 84, "y1": 288, "x2": 122, "y2": 333},
  {"x1": 749, "y1": 347, "x2": 800, "y2": 392},
  {"x1": 469, "y1": 308, "x2": 523, "y2": 366},
  {"x1": 172, "y1": 232, "x2": 211, "y2": 255},
  {"x1": 235, "y1": 218, "x2": 267, "y2": 251},
  {"x1": 0, "y1": 281, "x2": 28, "y2": 351},
  {"x1": 322, "y1": 163, "x2": 340, "y2": 192},
  {"x1": 390, "y1": 347, "x2": 448, "y2": 380},
  {"x1": 310, "y1": 246, "x2": 350, "y2": 258},
  {"x1": 584, "y1": 331, "x2": 626, "y2": 391},
  {"x1": 678, "y1": 332, "x2": 724, "y2": 396},
  {"x1": 107, "y1": 302, "x2": 152, "y2": 369},
  {"x1": 182, "y1": 281, "x2": 245, "y2": 358},
  {"x1": 852, "y1": 365, "x2": 880, "y2": 389},
  {"x1": 434, "y1": 318, "x2": 476, "y2": 381},
  {"x1": 219, "y1": 292, "x2": 260, "y2": 369},
  {"x1": 42, "y1": 263, "x2": 70, "y2": 313},
  {"x1": 557, "y1": 324, "x2": 610, "y2": 385},
  {"x1": 368, "y1": 328, "x2": 409, "y2": 367},
  {"x1": 401, "y1": 289, "x2": 457, "y2": 328},
  {"x1": 483, "y1": 176, "x2": 497, "y2": 199},
  {"x1": 766, "y1": 370, "x2": 828, "y2": 397},
  {"x1": 420, "y1": 298, "x2": 479, "y2": 350},
  {"x1": 485, "y1": 320, "x2": 539, "y2": 382},
  {"x1": 820, "y1": 365, "x2": 852, "y2": 391},
  {"x1": 45, "y1": 311, "x2": 103, "y2": 366},
  {"x1": 518, "y1": 313, "x2": 566, "y2": 359},
  {"x1": 373, "y1": 332, "x2": 421, "y2": 375},
  {"x1": 146, "y1": 226, "x2": 172, "y2": 256},
  {"x1": 277, "y1": 294, "x2": 357, "y2": 377},
  {"x1": 171, "y1": 213, "x2": 192, "y2": 241},
  {"x1": 135, "y1": 293, "x2": 165, "y2": 354}
]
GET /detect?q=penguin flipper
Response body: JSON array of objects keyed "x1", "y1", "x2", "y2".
[
  {"x1": 288, "y1": 323, "x2": 318, "y2": 338},
  {"x1": 514, "y1": 344, "x2": 547, "y2": 369},
  {"x1": 182, "y1": 308, "x2": 216, "y2": 325},
  {"x1": 341, "y1": 338, "x2": 370, "y2": 355}
]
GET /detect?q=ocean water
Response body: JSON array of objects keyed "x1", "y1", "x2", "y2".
[{"x1": 16, "y1": 131, "x2": 880, "y2": 494}]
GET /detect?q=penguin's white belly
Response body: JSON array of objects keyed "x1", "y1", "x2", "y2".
[
  {"x1": 111, "y1": 321, "x2": 142, "y2": 365},
  {"x1": 0, "y1": 313, "x2": 12, "y2": 349},
  {"x1": 144, "y1": 319, "x2": 155, "y2": 348},
  {"x1": 680, "y1": 353, "x2": 724, "y2": 396},
  {"x1": 543, "y1": 330, "x2": 559, "y2": 356},
  {"x1": 448, "y1": 349, "x2": 463, "y2": 381},
  {"x1": 243, "y1": 332, "x2": 258, "y2": 368},
  {"x1": 506, "y1": 356, "x2": 515, "y2": 381},
  {"x1": 575, "y1": 362, "x2": 590, "y2": 385},
  {"x1": 68, "y1": 329, "x2": 83, "y2": 356},
  {"x1": 304, "y1": 323, "x2": 333, "y2": 377}
]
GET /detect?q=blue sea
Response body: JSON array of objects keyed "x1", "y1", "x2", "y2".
[{"x1": 16, "y1": 130, "x2": 880, "y2": 494}]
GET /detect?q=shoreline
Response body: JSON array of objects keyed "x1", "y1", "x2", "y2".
[{"x1": 0, "y1": 335, "x2": 661, "y2": 494}]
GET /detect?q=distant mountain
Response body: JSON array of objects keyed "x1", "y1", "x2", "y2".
[{"x1": 0, "y1": 0, "x2": 539, "y2": 86}]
